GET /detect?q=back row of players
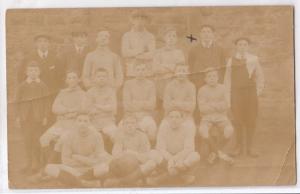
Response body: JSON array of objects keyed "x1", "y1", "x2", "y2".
[{"x1": 15, "y1": 10, "x2": 264, "y2": 187}]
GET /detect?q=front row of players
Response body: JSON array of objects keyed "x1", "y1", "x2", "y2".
[{"x1": 16, "y1": 60, "x2": 233, "y2": 187}]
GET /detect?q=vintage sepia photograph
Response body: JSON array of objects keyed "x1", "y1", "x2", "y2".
[{"x1": 6, "y1": 6, "x2": 295, "y2": 189}]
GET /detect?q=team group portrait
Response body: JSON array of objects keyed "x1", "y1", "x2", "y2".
[{"x1": 6, "y1": 7, "x2": 295, "y2": 188}]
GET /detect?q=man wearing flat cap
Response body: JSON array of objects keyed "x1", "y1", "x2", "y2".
[
  {"x1": 121, "y1": 10, "x2": 156, "y2": 78},
  {"x1": 18, "y1": 34, "x2": 64, "y2": 125}
]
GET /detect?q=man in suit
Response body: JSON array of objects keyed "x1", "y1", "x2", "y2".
[
  {"x1": 18, "y1": 34, "x2": 64, "y2": 94},
  {"x1": 62, "y1": 31, "x2": 90, "y2": 77},
  {"x1": 18, "y1": 34, "x2": 65, "y2": 125}
]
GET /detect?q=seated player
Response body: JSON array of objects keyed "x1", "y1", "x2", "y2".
[
  {"x1": 122, "y1": 62, "x2": 157, "y2": 144},
  {"x1": 147, "y1": 110, "x2": 200, "y2": 186},
  {"x1": 103, "y1": 115, "x2": 161, "y2": 187},
  {"x1": 44, "y1": 113, "x2": 112, "y2": 188},
  {"x1": 40, "y1": 71, "x2": 87, "y2": 163},
  {"x1": 163, "y1": 65, "x2": 197, "y2": 134},
  {"x1": 198, "y1": 68, "x2": 234, "y2": 164},
  {"x1": 86, "y1": 68, "x2": 119, "y2": 151}
]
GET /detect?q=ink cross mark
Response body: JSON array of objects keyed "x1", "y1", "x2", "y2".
[{"x1": 186, "y1": 34, "x2": 197, "y2": 42}]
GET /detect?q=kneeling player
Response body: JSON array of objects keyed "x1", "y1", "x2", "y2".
[{"x1": 44, "y1": 113, "x2": 112, "y2": 188}]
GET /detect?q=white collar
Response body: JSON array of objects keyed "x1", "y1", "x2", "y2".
[
  {"x1": 37, "y1": 50, "x2": 48, "y2": 58},
  {"x1": 235, "y1": 52, "x2": 249, "y2": 60},
  {"x1": 74, "y1": 44, "x2": 85, "y2": 52},
  {"x1": 201, "y1": 40, "x2": 213, "y2": 48},
  {"x1": 26, "y1": 77, "x2": 41, "y2": 84},
  {"x1": 131, "y1": 27, "x2": 146, "y2": 33}
]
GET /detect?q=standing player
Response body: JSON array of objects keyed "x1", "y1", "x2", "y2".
[
  {"x1": 82, "y1": 30, "x2": 123, "y2": 89},
  {"x1": 121, "y1": 10, "x2": 156, "y2": 77}
]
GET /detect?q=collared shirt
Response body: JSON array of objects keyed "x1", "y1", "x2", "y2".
[
  {"x1": 201, "y1": 40, "x2": 214, "y2": 48},
  {"x1": 224, "y1": 52, "x2": 265, "y2": 103},
  {"x1": 82, "y1": 47, "x2": 123, "y2": 89},
  {"x1": 75, "y1": 44, "x2": 85, "y2": 54},
  {"x1": 26, "y1": 77, "x2": 41, "y2": 84},
  {"x1": 234, "y1": 52, "x2": 260, "y2": 78},
  {"x1": 37, "y1": 49, "x2": 48, "y2": 59}
]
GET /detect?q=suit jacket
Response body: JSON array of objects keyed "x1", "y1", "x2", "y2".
[
  {"x1": 61, "y1": 44, "x2": 90, "y2": 77},
  {"x1": 18, "y1": 50, "x2": 65, "y2": 95}
]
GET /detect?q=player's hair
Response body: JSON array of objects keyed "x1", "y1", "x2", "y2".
[
  {"x1": 168, "y1": 109, "x2": 182, "y2": 117},
  {"x1": 34, "y1": 34, "x2": 51, "y2": 41},
  {"x1": 97, "y1": 27, "x2": 110, "y2": 34},
  {"x1": 174, "y1": 64, "x2": 189, "y2": 73},
  {"x1": 123, "y1": 114, "x2": 138, "y2": 123},
  {"x1": 76, "y1": 111, "x2": 90, "y2": 118},
  {"x1": 65, "y1": 69, "x2": 80, "y2": 78},
  {"x1": 204, "y1": 67, "x2": 218, "y2": 75},
  {"x1": 71, "y1": 31, "x2": 87, "y2": 37},
  {"x1": 94, "y1": 68, "x2": 109, "y2": 76},
  {"x1": 200, "y1": 24, "x2": 215, "y2": 32},
  {"x1": 134, "y1": 60, "x2": 147, "y2": 68},
  {"x1": 234, "y1": 37, "x2": 251, "y2": 45}
]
